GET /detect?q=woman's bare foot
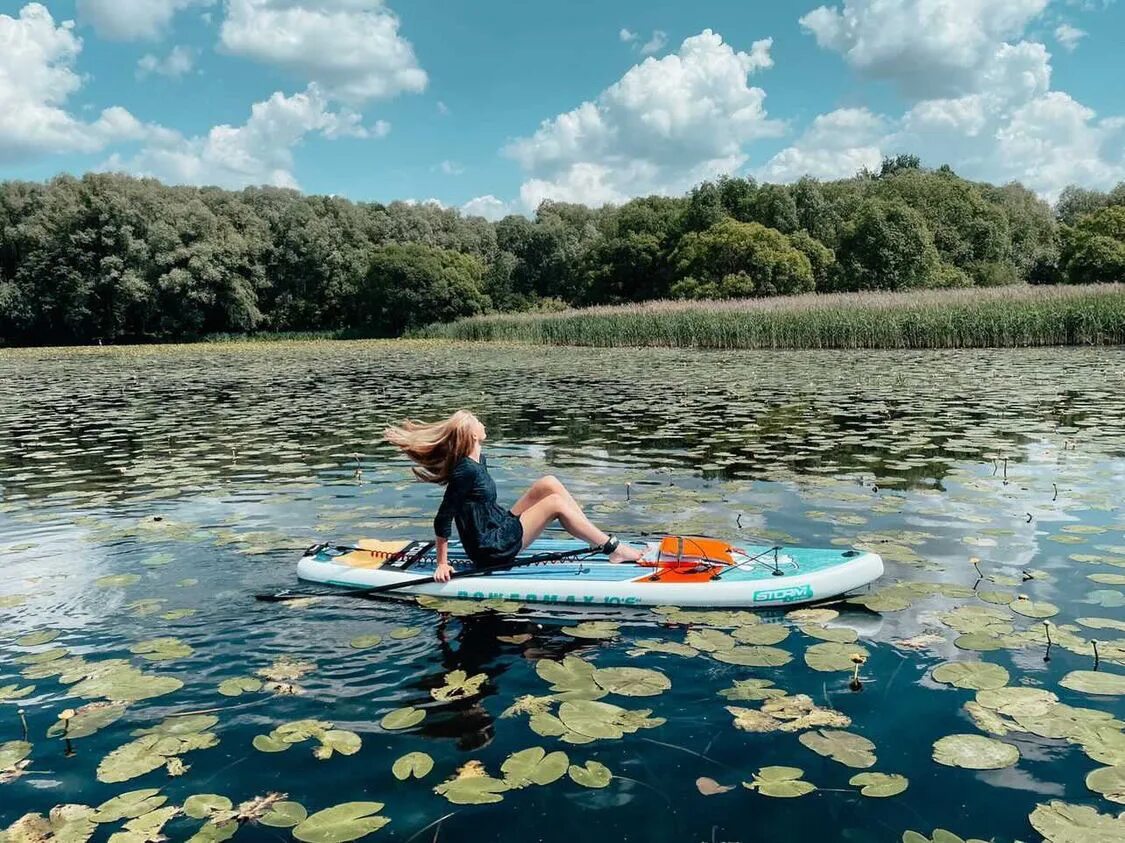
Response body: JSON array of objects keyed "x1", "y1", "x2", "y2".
[{"x1": 608, "y1": 543, "x2": 643, "y2": 564}]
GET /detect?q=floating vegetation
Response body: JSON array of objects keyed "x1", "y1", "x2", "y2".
[
  {"x1": 431, "y1": 670, "x2": 487, "y2": 702},
  {"x1": 727, "y1": 695, "x2": 850, "y2": 733},
  {"x1": 1059, "y1": 671, "x2": 1125, "y2": 696},
  {"x1": 849, "y1": 772, "x2": 909, "y2": 797},
  {"x1": 251, "y1": 720, "x2": 361, "y2": 760},
  {"x1": 569, "y1": 760, "x2": 612, "y2": 788},
  {"x1": 380, "y1": 707, "x2": 426, "y2": 731},
  {"x1": 217, "y1": 677, "x2": 263, "y2": 697},
  {"x1": 743, "y1": 766, "x2": 815, "y2": 798},
  {"x1": 798, "y1": 729, "x2": 877, "y2": 768},
  {"x1": 391, "y1": 752, "x2": 434, "y2": 781},
  {"x1": 931, "y1": 735, "x2": 1020, "y2": 770},
  {"x1": 292, "y1": 802, "x2": 390, "y2": 842},
  {"x1": 931, "y1": 662, "x2": 1010, "y2": 691}
]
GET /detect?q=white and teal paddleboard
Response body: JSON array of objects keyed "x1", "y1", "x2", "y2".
[{"x1": 296, "y1": 536, "x2": 884, "y2": 609}]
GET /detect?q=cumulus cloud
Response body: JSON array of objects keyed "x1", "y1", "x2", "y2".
[
  {"x1": 219, "y1": 0, "x2": 427, "y2": 103},
  {"x1": 758, "y1": 108, "x2": 888, "y2": 182},
  {"x1": 640, "y1": 30, "x2": 668, "y2": 55},
  {"x1": 505, "y1": 30, "x2": 782, "y2": 209},
  {"x1": 436, "y1": 160, "x2": 463, "y2": 175},
  {"x1": 619, "y1": 28, "x2": 637, "y2": 43},
  {"x1": 777, "y1": 0, "x2": 1125, "y2": 200},
  {"x1": 1054, "y1": 23, "x2": 1088, "y2": 51},
  {"x1": 77, "y1": 0, "x2": 214, "y2": 41},
  {"x1": 103, "y1": 84, "x2": 370, "y2": 190},
  {"x1": 0, "y1": 4, "x2": 157, "y2": 163},
  {"x1": 137, "y1": 45, "x2": 196, "y2": 79},
  {"x1": 799, "y1": 0, "x2": 1049, "y2": 99},
  {"x1": 461, "y1": 195, "x2": 511, "y2": 221}
]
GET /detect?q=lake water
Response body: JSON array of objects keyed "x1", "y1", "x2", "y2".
[{"x1": 1, "y1": 341, "x2": 1124, "y2": 842}]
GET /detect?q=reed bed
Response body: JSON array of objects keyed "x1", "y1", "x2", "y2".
[{"x1": 417, "y1": 284, "x2": 1125, "y2": 349}]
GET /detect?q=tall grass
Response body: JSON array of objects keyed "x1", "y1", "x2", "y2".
[{"x1": 417, "y1": 284, "x2": 1125, "y2": 349}]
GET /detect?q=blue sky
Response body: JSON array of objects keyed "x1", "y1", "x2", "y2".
[{"x1": 1, "y1": 1, "x2": 1122, "y2": 218}]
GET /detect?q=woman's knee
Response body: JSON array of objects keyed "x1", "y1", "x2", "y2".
[{"x1": 539, "y1": 474, "x2": 563, "y2": 492}]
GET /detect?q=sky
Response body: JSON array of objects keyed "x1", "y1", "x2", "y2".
[{"x1": 1, "y1": 0, "x2": 1123, "y2": 220}]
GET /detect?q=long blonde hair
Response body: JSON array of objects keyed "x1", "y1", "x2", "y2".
[{"x1": 384, "y1": 410, "x2": 481, "y2": 485}]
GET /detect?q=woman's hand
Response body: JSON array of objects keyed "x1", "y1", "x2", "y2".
[{"x1": 434, "y1": 561, "x2": 453, "y2": 583}]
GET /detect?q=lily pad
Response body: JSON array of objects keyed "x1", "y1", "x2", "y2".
[
  {"x1": 0, "y1": 684, "x2": 35, "y2": 701},
  {"x1": 849, "y1": 772, "x2": 909, "y2": 797},
  {"x1": 92, "y1": 789, "x2": 167, "y2": 823},
  {"x1": 96, "y1": 574, "x2": 140, "y2": 588},
  {"x1": 799, "y1": 624, "x2": 858, "y2": 644},
  {"x1": 109, "y1": 806, "x2": 178, "y2": 842},
  {"x1": 591, "y1": 666, "x2": 671, "y2": 697},
  {"x1": 799, "y1": 729, "x2": 877, "y2": 768},
  {"x1": 218, "y1": 677, "x2": 263, "y2": 697},
  {"x1": 260, "y1": 801, "x2": 308, "y2": 828},
  {"x1": 712, "y1": 646, "x2": 792, "y2": 667},
  {"x1": 805, "y1": 642, "x2": 870, "y2": 672},
  {"x1": 389, "y1": 627, "x2": 420, "y2": 640},
  {"x1": 16, "y1": 629, "x2": 60, "y2": 646},
  {"x1": 349, "y1": 635, "x2": 382, "y2": 649},
  {"x1": 392, "y1": 752, "x2": 434, "y2": 781},
  {"x1": 931, "y1": 662, "x2": 1010, "y2": 690},
  {"x1": 253, "y1": 735, "x2": 290, "y2": 753},
  {"x1": 0, "y1": 740, "x2": 31, "y2": 774},
  {"x1": 47, "y1": 702, "x2": 127, "y2": 739},
  {"x1": 561, "y1": 621, "x2": 619, "y2": 640},
  {"x1": 1085, "y1": 766, "x2": 1125, "y2": 804},
  {"x1": 568, "y1": 760, "x2": 612, "y2": 788},
  {"x1": 718, "y1": 679, "x2": 786, "y2": 702},
  {"x1": 932, "y1": 734, "x2": 1019, "y2": 769},
  {"x1": 501, "y1": 747, "x2": 569, "y2": 787},
  {"x1": 318, "y1": 730, "x2": 362, "y2": 758},
  {"x1": 434, "y1": 774, "x2": 511, "y2": 805},
  {"x1": 292, "y1": 802, "x2": 390, "y2": 842},
  {"x1": 1010, "y1": 598, "x2": 1059, "y2": 619},
  {"x1": 431, "y1": 670, "x2": 487, "y2": 702},
  {"x1": 184, "y1": 795, "x2": 233, "y2": 820},
  {"x1": 1060, "y1": 671, "x2": 1125, "y2": 696},
  {"x1": 380, "y1": 706, "x2": 426, "y2": 731},
  {"x1": 743, "y1": 766, "x2": 815, "y2": 798},
  {"x1": 732, "y1": 624, "x2": 790, "y2": 645},
  {"x1": 1028, "y1": 800, "x2": 1125, "y2": 842}
]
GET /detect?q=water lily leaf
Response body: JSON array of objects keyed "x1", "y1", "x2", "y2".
[
  {"x1": 253, "y1": 735, "x2": 290, "y2": 753},
  {"x1": 218, "y1": 677, "x2": 263, "y2": 697},
  {"x1": 389, "y1": 627, "x2": 420, "y2": 640},
  {"x1": 260, "y1": 801, "x2": 308, "y2": 828},
  {"x1": 91, "y1": 789, "x2": 166, "y2": 823},
  {"x1": 592, "y1": 666, "x2": 671, "y2": 697},
  {"x1": 799, "y1": 729, "x2": 877, "y2": 768},
  {"x1": 1, "y1": 806, "x2": 97, "y2": 843},
  {"x1": 256, "y1": 656, "x2": 315, "y2": 683},
  {"x1": 16, "y1": 647, "x2": 69, "y2": 665},
  {"x1": 349, "y1": 635, "x2": 382, "y2": 649},
  {"x1": 1060, "y1": 671, "x2": 1125, "y2": 696},
  {"x1": 733, "y1": 624, "x2": 790, "y2": 645},
  {"x1": 718, "y1": 679, "x2": 785, "y2": 702},
  {"x1": 501, "y1": 747, "x2": 569, "y2": 787},
  {"x1": 744, "y1": 766, "x2": 815, "y2": 798},
  {"x1": 849, "y1": 772, "x2": 909, "y2": 797},
  {"x1": 975, "y1": 687, "x2": 1058, "y2": 717},
  {"x1": 977, "y1": 591, "x2": 1016, "y2": 605},
  {"x1": 1085, "y1": 766, "x2": 1125, "y2": 804},
  {"x1": 1089, "y1": 574, "x2": 1125, "y2": 585},
  {"x1": 392, "y1": 752, "x2": 434, "y2": 781},
  {"x1": 799, "y1": 625, "x2": 858, "y2": 644},
  {"x1": 67, "y1": 663, "x2": 183, "y2": 703},
  {"x1": 184, "y1": 795, "x2": 233, "y2": 820},
  {"x1": 0, "y1": 741, "x2": 31, "y2": 772},
  {"x1": 696, "y1": 776, "x2": 734, "y2": 795},
  {"x1": 16, "y1": 630, "x2": 60, "y2": 647},
  {"x1": 380, "y1": 706, "x2": 425, "y2": 730},
  {"x1": 186, "y1": 820, "x2": 239, "y2": 842},
  {"x1": 96, "y1": 737, "x2": 172, "y2": 783},
  {"x1": 1085, "y1": 591, "x2": 1125, "y2": 608},
  {"x1": 274, "y1": 720, "x2": 331, "y2": 743},
  {"x1": 434, "y1": 775, "x2": 510, "y2": 805},
  {"x1": 558, "y1": 700, "x2": 625, "y2": 740},
  {"x1": 319, "y1": 730, "x2": 361, "y2": 758},
  {"x1": 684, "y1": 629, "x2": 736, "y2": 653},
  {"x1": 1028, "y1": 800, "x2": 1125, "y2": 842},
  {"x1": 805, "y1": 642, "x2": 870, "y2": 672},
  {"x1": 963, "y1": 702, "x2": 1017, "y2": 736},
  {"x1": 96, "y1": 574, "x2": 140, "y2": 588},
  {"x1": 1077, "y1": 617, "x2": 1125, "y2": 632},
  {"x1": 497, "y1": 634, "x2": 533, "y2": 645},
  {"x1": 953, "y1": 633, "x2": 1008, "y2": 652},
  {"x1": 0, "y1": 684, "x2": 35, "y2": 701},
  {"x1": 535, "y1": 656, "x2": 605, "y2": 699},
  {"x1": 162, "y1": 609, "x2": 197, "y2": 621},
  {"x1": 850, "y1": 590, "x2": 912, "y2": 612},
  {"x1": 1010, "y1": 598, "x2": 1059, "y2": 619},
  {"x1": 133, "y1": 714, "x2": 218, "y2": 737},
  {"x1": 931, "y1": 662, "x2": 1010, "y2": 690},
  {"x1": 109, "y1": 806, "x2": 179, "y2": 842},
  {"x1": 292, "y1": 802, "x2": 389, "y2": 842},
  {"x1": 431, "y1": 670, "x2": 487, "y2": 702},
  {"x1": 561, "y1": 621, "x2": 619, "y2": 640},
  {"x1": 786, "y1": 609, "x2": 839, "y2": 624},
  {"x1": 528, "y1": 713, "x2": 569, "y2": 738},
  {"x1": 932, "y1": 734, "x2": 1019, "y2": 769},
  {"x1": 713, "y1": 646, "x2": 792, "y2": 667},
  {"x1": 628, "y1": 639, "x2": 699, "y2": 658},
  {"x1": 569, "y1": 761, "x2": 612, "y2": 788},
  {"x1": 47, "y1": 702, "x2": 127, "y2": 739}
]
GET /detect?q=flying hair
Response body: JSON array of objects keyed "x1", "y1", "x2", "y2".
[{"x1": 384, "y1": 410, "x2": 480, "y2": 485}]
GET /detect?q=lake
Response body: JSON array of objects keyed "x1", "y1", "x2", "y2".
[{"x1": 1, "y1": 341, "x2": 1124, "y2": 842}]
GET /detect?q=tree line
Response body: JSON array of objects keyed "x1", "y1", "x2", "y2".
[{"x1": 1, "y1": 156, "x2": 1123, "y2": 345}]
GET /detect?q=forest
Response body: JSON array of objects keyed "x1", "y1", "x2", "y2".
[{"x1": 1, "y1": 156, "x2": 1123, "y2": 345}]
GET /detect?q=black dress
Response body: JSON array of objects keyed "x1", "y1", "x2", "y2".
[{"x1": 434, "y1": 454, "x2": 524, "y2": 567}]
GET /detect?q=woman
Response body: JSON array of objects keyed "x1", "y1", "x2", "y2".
[{"x1": 385, "y1": 410, "x2": 642, "y2": 582}]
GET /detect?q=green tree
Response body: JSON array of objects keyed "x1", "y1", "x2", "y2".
[
  {"x1": 353, "y1": 243, "x2": 489, "y2": 335},
  {"x1": 831, "y1": 198, "x2": 942, "y2": 291},
  {"x1": 1061, "y1": 206, "x2": 1125, "y2": 284},
  {"x1": 673, "y1": 219, "x2": 814, "y2": 298}
]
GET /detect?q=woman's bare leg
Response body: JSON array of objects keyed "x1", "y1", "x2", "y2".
[
  {"x1": 518, "y1": 493, "x2": 642, "y2": 562},
  {"x1": 511, "y1": 475, "x2": 577, "y2": 516}
]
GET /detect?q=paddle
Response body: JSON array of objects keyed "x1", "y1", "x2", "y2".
[{"x1": 255, "y1": 546, "x2": 599, "y2": 603}]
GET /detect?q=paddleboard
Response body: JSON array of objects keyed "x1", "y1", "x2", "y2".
[{"x1": 295, "y1": 536, "x2": 884, "y2": 609}]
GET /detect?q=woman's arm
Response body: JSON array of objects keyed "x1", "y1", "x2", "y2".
[{"x1": 434, "y1": 536, "x2": 452, "y2": 582}]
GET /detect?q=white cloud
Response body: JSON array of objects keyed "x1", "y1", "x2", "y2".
[
  {"x1": 437, "y1": 160, "x2": 463, "y2": 175},
  {"x1": 103, "y1": 84, "x2": 370, "y2": 190},
  {"x1": 219, "y1": 0, "x2": 427, "y2": 103},
  {"x1": 640, "y1": 30, "x2": 668, "y2": 55},
  {"x1": 758, "y1": 108, "x2": 888, "y2": 182},
  {"x1": 77, "y1": 0, "x2": 214, "y2": 41},
  {"x1": 461, "y1": 195, "x2": 511, "y2": 221},
  {"x1": 505, "y1": 30, "x2": 782, "y2": 209},
  {"x1": 619, "y1": 28, "x2": 637, "y2": 43},
  {"x1": 776, "y1": 0, "x2": 1125, "y2": 200},
  {"x1": 0, "y1": 4, "x2": 156, "y2": 163},
  {"x1": 799, "y1": 0, "x2": 1049, "y2": 99},
  {"x1": 1054, "y1": 23, "x2": 1088, "y2": 51},
  {"x1": 137, "y1": 45, "x2": 196, "y2": 79}
]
